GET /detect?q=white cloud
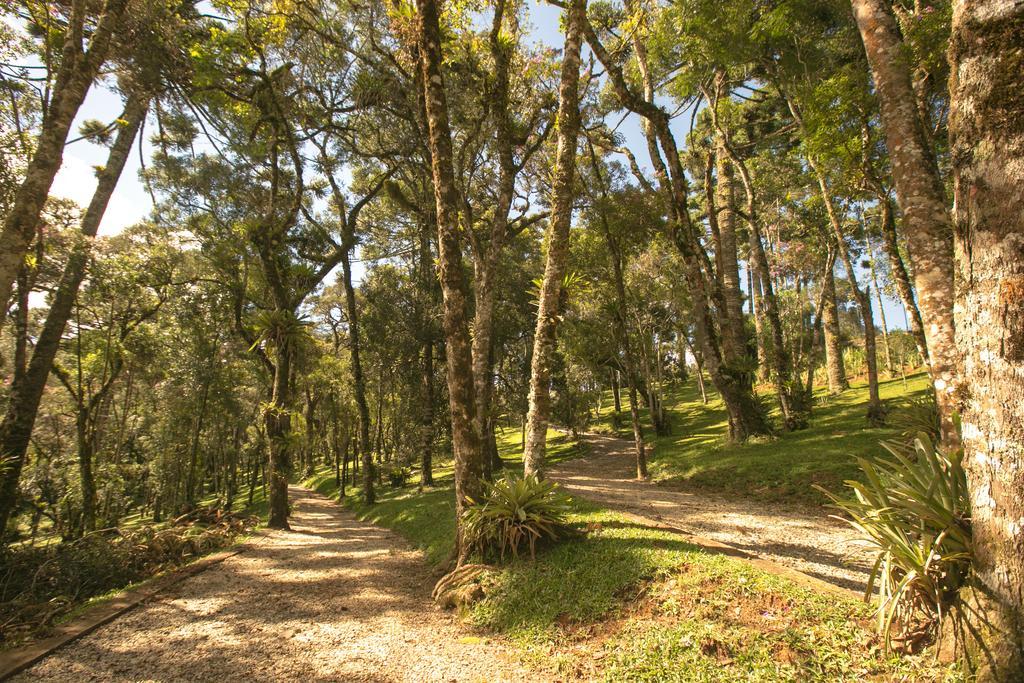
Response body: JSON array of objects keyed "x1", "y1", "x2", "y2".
[{"x1": 50, "y1": 150, "x2": 151, "y2": 237}]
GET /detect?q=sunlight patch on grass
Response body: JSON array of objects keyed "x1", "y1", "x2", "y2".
[{"x1": 588, "y1": 373, "x2": 933, "y2": 506}]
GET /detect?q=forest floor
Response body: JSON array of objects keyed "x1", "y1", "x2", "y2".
[
  {"x1": 13, "y1": 485, "x2": 530, "y2": 683},
  {"x1": 548, "y1": 432, "x2": 874, "y2": 594}
]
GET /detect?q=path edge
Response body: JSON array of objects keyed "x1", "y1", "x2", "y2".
[
  {"x1": 0, "y1": 529, "x2": 269, "y2": 681},
  {"x1": 552, "y1": 433, "x2": 865, "y2": 600}
]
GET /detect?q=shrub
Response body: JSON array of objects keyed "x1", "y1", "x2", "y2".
[
  {"x1": 0, "y1": 508, "x2": 256, "y2": 645},
  {"x1": 819, "y1": 434, "x2": 972, "y2": 652},
  {"x1": 464, "y1": 474, "x2": 573, "y2": 561},
  {"x1": 386, "y1": 466, "x2": 409, "y2": 488}
]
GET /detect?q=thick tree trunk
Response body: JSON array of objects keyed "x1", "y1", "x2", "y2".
[
  {"x1": 709, "y1": 142, "x2": 747, "y2": 364},
  {"x1": 948, "y1": 2, "x2": 1024, "y2": 676},
  {"x1": 265, "y1": 340, "x2": 292, "y2": 530},
  {"x1": 0, "y1": 0, "x2": 129, "y2": 319},
  {"x1": 0, "y1": 94, "x2": 147, "y2": 539},
  {"x1": 851, "y1": 0, "x2": 959, "y2": 441},
  {"x1": 706, "y1": 93, "x2": 803, "y2": 427},
  {"x1": 416, "y1": 0, "x2": 485, "y2": 562},
  {"x1": 522, "y1": 0, "x2": 585, "y2": 478},
  {"x1": 821, "y1": 264, "x2": 848, "y2": 393}
]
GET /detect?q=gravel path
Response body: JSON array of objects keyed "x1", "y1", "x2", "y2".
[
  {"x1": 15, "y1": 486, "x2": 531, "y2": 682},
  {"x1": 549, "y1": 434, "x2": 875, "y2": 594}
]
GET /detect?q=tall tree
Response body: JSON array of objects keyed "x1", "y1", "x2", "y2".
[
  {"x1": 0, "y1": 91, "x2": 148, "y2": 538},
  {"x1": 522, "y1": 0, "x2": 585, "y2": 477},
  {"x1": 850, "y1": 0, "x2": 959, "y2": 442},
  {"x1": 414, "y1": 0, "x2": 485, "y2": 561}
]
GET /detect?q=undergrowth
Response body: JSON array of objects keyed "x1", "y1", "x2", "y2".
[{"x1": 0, "y1": 506, "x2": 258, "y2": 648}]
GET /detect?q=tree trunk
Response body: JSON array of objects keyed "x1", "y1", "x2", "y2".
[
  {"x1": 420, "y1": 338, "x2": 435, "y2": 487},
  {"x1": 948, "y1": 2, "x2": 1024, "y2": 675},
  {"x1": 590, "y1": 145, "x2": 647, "y2": 478},
  {"x1": 806, "y1": 249, "x2": 838, "y2": 399},
  {"x1": 710, "y1": 141, "x2": 747, "y2": 364},
  {"x1": 810, "y1": 160, "x2": 885, "y2": 422},
  {"x1": 866, "y1": 236, "x2": 895, "y2": 375},
  {"x1": 876, "y1": 194, "x2": 930, "y2": 364},
  {"x1": 0, "y1": 93, "x2": 148, "y2": 539},
  {"x1": 0, "y1": 0, "x2": 129, "y2": 320},
  {"x1": 706, "y1": 92, "x2": 802, "y2": 428},
  {"x1": 76, "y1": 410, "x2": 96, "y2": 534},
  {"x1": 303, "y1": 388, "x2": 318, "y2": 478},
  {"x1": 582, "y1": 17, "x2": 771, "y2": 442},
  {"x1": 472, "y1": 0, "x2": 520, "y2": 482},
  {"x1": 340, "y1": 249, "x2": 374, "y2": 505},
  {"x1": 416, "y1": 0, "x2": 486, "y2": 562},
  {"x1": 522, "y1": 0, "x2": 585, "y2": 478},
  {"x1": 821, "y1": 263, "x2": 848, "y2": 393},
  {"x1": 265, "y1": 340, "x2": 292, "y2": 530},
  {"x1": 851, "y1": 0, "x2": 959, "y2": 442},
  {"x1": 611, "y1": 369, "x2": 622, "y2": 416}
]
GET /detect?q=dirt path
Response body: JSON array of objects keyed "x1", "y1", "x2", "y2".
[
  {"x1": 549, "y1": 434, "x2": 875, "y2": 594},
  {"x1": 14, "y1": 486, "x2": 531, "y2": 682}
]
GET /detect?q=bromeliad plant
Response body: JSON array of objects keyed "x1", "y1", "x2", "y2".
[
  {"x1": 820, "y1": 433, "x2": 972, "y2": 652},
  {"x1": 463, "y1": 474, "x2": 573, "y2": 561}
]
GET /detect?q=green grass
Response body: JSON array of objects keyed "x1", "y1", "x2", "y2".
[
  {"x1": 303, "y1": 428, "x2": 581, "y2": 565},
  {"x1": 588, "y1": 372, "x2": 933, "y2": 506},
  {"x1": 301, "y1": 423, "x2": 961, "y2": 682}
]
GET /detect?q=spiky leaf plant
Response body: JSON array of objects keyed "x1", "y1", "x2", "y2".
[
  {"x1": 819, "y1": 433, "x2": 972, "y2": 651},
  {"x1": 464, "y1": 474, "x2": 573, "y2": 561}
]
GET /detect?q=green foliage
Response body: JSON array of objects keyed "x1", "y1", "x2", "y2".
[
  {"x1": 819, "y1": 435, "x2": 971, "y2": 651},
  {"x1": 891, "y1": 394, "x2": 942, "y2": 445},
  {"x1": 386, "y1": 465, "x2": 410, "y2": 488},
  {"x1": 464, "y1": 474, "x2": 573, "y2": 561}
]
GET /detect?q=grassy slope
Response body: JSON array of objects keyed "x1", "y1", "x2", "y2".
[
  {"x1": 589, "y1": 372, "x2": 933, "y2": 506},
  {"x1": 303, "y1": 414, "x2": 959, "y2": 681}
]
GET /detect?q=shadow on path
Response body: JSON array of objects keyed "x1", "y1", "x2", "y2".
[{"x1": 15, "y1": 486, "x2": 529, "y2": 683}]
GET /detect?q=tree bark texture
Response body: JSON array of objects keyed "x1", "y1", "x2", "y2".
[
  {"x1": 948, "y1": 1, "x2": 1024, "y2": 676},
  {"x1": 340, "y1": 249, "x2": 375, "y2": 505},
  {"x1": 821, "y1": 263, "x2": 849, "y2": 393}
]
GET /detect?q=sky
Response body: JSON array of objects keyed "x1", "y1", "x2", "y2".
[{"x1": 43, "y1": 0, "x2": 910, "y2": 331}]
